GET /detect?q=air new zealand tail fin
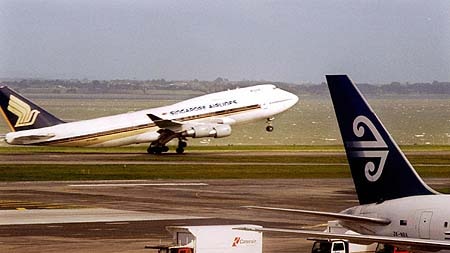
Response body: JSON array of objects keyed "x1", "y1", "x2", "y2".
[
  {"x1": 0, "y1": 86, "x2": 65, "y2": 132},
  {"x1": 326, "y1": 75, "x2": 436, "y2": 205}
]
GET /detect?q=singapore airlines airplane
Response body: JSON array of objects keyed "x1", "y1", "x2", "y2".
[
  {"x1": 243, "y1": 75, "x2": 450, "y2": 252},
  {"x1": 0, "y1": 84, "x2": 298, "y2": 154}
]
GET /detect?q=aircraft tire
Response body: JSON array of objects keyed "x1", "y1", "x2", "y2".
[
  {"x1": 266, "y1": 125, "x2": 274, "y2": 132},
  {"x1": 176, "y1": 147, "x2": 185, "y2": 154},
  {"x1": 179, "y1": 141, "x2": 187, "y2": 148},
  {"x1": 148, "y1": 146, "x2": 164, "y2": 154}
]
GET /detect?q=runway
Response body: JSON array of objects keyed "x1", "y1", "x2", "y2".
[
  {"x1": 0, "y1": 178, "x2": 353, "y2": 253},
  {"x1": 0, "y1": 149, "x2": 449, "y2": 252},
  {"x1": 1, "y1": 178, "x2": 450, "y2": 253}
]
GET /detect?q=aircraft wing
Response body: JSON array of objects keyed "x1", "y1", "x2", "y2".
[
  {"x1": 244, "y1": 206, "x2": 391, "y2": 225},
  {"x1": 146, "y1": 113, "x2": 232, "y2": 152},
  {"x1": 147, "y1": 114, "x2": 183, "y2": 129},
  {"x1": 237, "y1": 227, "x2": 450, "y2": 251}
]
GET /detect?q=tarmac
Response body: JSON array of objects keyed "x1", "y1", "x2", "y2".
[
  {"x1": 0, "y1": 208, "x2": 206, "y2": 225},
  {"x1": 0, "y1": 151, "x2": 449, "y2": 253}
]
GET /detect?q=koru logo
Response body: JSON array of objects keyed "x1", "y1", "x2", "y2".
[
  {"x1": 346, "y1": 115, "x2": 389, "y2": 182},
  {"x1": 7, "y1": 95, "x2": 40, "y2": 127}
]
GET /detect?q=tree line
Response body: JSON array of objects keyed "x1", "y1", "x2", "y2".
[{"x1": 1, "y1": 78, "x2": 450, "y2": 96}]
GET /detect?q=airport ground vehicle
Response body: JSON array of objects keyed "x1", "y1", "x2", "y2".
[
  {"x1": 146, "y1": 225, "x2": 262, "y2": 253},
  {"x1": 310, "y1": 238, "x2": 410, "y2": 253},
  {"x1": 308, "y1": 221, "x2": 376, "y2": 253},
  {"x1": 311, "y1": 239, "x2": 349, "y2": 253}
]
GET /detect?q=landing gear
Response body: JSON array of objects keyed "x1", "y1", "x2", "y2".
[
  {"x1": 147, "y1": 141, "x2": 187, "y2": 154},
  {"x1": 266, "y1": 117, "x2": 275, "y2": 132},
  {"x1": 176, "y1": 140, "x2": 187, "y2": 154},
  {"x1": 147, "y1": 144, "x2": 169, "y2": 154},
  {"x1": 176, "y1": 147, "x2": 184, "y2": 154},
  {"x1": 146, "y1": 137, "x2": 188, "y2": 155}
]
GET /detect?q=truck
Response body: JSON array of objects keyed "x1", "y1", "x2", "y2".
[
  {"x1": 146, "y1": 224, "x2": 263, "y2": 253},
  {"x1": 310, "y1": 239, "x2": 409, "y2": 253},
  {"x1": 311, "y1": 239, "x2": 349, "y2": 253},
  {"x1": 309, "y1": 221, "x2": 409, "y2": 253}
]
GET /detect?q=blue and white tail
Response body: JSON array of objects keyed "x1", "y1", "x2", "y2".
[
  {"x1": 0, "y1": 86, "x2": 65, "y2": 132},
  {"x1": 326, "y1": 75, "x2": 436, "y2": 205}
]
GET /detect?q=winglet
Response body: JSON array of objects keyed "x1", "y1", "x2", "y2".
[{"x1": 326, "y1": 75, "x2": 436, "y2": 205}]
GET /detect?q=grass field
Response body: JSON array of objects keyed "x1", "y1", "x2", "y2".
[
  {"x1": 0, "y1": 164, "x2": 350, "y2": 181},
  {"x1": 0, "y1": 159, "x2": 448, "y2": 182},
  {"x1": 0, "y1": 145, "x2": 449, "y2": 182}
]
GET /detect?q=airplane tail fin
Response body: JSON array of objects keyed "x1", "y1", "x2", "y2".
[
  {"x1": 326, "y1": 75, "x2": 436, "y2": 205},
  {"x1": 0, "y1": 86, "x2": 65, "y2": 132}
]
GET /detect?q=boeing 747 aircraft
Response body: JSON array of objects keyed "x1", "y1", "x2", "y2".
[
  {"x1": 0, "y1": 84, "x2": 298, "y2": 154},
  {"x1": 243, "y1": 75, "x2": 450, "y2": 252}
]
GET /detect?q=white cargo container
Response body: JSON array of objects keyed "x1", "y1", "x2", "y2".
[{"x1": 147, "y1": 224, "x2": 263, "y2": 253}]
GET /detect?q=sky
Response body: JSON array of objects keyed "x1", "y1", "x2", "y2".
[{"x1": 0, "y1": 0, "x2": 449, "y2": 83}]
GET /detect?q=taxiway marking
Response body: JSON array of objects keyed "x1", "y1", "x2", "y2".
[
  {"x1": 68, "y1": 183, "x2": 209, "y2": 187},
  {"x1": 0, "y1": 208, "x2": 206, "y2": 225}
]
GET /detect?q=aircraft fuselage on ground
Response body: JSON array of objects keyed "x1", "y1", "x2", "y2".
[{"x1": 342, "y1": 195, "x2": 450, "y2": 241}]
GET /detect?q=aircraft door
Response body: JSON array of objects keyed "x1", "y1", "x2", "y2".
[{"x1": 418, "y1": 211, "x2": 433, "y2": 239}]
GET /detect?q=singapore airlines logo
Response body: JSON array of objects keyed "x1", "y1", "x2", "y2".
[
  {"x1": 346, "y1": 115, "x2": 389, "y2": 182},
  {"x1": 7, "y1": 95, "x2": 40, "y2": 127}
]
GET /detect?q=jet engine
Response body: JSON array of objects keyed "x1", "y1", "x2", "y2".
[{"x1": 184, "y1": 124, "x2": 232, "y2": 138}]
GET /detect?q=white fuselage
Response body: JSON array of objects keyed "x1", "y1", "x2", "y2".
[
  {"x1": 342, "y1": 195, "x2": 450, "y2": 248},
  {"x1": 5, "y1": 84, "x2": 298, "y2": 147}
]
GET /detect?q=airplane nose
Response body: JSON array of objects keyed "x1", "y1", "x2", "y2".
[{"x1": 284, "y1": 91, "x2": 299, "y2": 108}]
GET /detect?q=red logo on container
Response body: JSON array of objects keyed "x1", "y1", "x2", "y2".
[{"x1": 232, "y1": 237, "x2": 241, "y2": 247}]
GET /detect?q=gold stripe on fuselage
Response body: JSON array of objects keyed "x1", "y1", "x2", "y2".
[
  {"x1": 46, "y1": 124, "x2": 157, "y2": 147},
  {"x1": 39, "y1": 104, "x2": 261, "y2": 146}
]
